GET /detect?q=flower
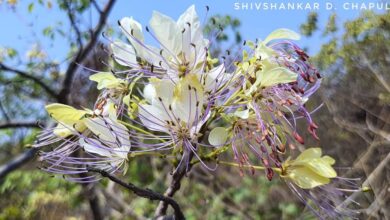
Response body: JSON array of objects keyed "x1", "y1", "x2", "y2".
[
  {"x1": 112, "y1": 5, "x2": 230, "y2": 94},
  {"x1": 227, "y1": 29, "x2": 322, "y2": 179},
  {"x1": 137, "y1": 74, "x2": 215, "y2": 170},
  {"x1": 79, "y1": 116, "x2": 131, "y2": 174},
  {"x1": 281, "y1": 148, "x2": 337, "y2": 189}
]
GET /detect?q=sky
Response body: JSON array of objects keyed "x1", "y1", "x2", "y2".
[{"x1": 0, "y1": 0, "x2": 383, "y2": 64}]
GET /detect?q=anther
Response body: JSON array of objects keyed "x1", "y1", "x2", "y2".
[
  {"x1": 205, "y1": 5, "x2": 209, "y2": 11},
  {"x1": 145, "y1": 26, "x2": 150, "y2": 32}
]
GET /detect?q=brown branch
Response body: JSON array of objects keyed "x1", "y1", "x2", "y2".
[
  {"x1": 0, "y1": 148, "x2": 39, "y2": 180},
  {"x1": 0, "y1": 121, "x2": 42, "y2": 129},
  {"x1": 0, "y1": 62, "x2": 58, "y2": 98},
  {"x1": 87, "y1": 167, "x2": 185, "y2": 220},
  {"x1": 57, "y1": 0, "x2": 116, "y2": 104},
  {"x1": 155, "y1": 152, "x2": 193, "y2": 218}
]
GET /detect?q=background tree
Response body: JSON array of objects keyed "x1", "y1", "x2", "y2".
[{"x1": 300, "y1": 10, "x2": 389, "y2": 219}]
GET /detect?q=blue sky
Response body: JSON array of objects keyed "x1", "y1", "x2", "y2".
[{"x1": 0, "y1": 0, "x2": 378, "y2": 63}]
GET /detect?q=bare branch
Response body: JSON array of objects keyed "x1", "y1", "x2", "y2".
[
  {"x1": 57, "y1": 0, "x2": 116, "y2": 103},
  {"x1": 0, "y1": 62, "x2": 58, "y2": 98},
  {"x1": 0, "y1": 121, "x2": 42, "y2": 129},
  {"x1": 64, "y1": 0, "x2": 83, "y2": 48},
  {"x1": 87, "y1": 167, "x2": 185, "y2": 220},
  {"x1": 91, "y1": 0, "x2": 103, "y2": 14},
  {"x1": 155, "y1": 153, "x2": 193, "y2": 218},
  {"x1": 0, "y1": 148, "x2": 39, "y2": 180}
]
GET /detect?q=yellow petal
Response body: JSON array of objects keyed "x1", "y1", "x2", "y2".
[
  {"x1": 294, "y1": 158, "x2": 337, "y2": 178},
  {"x1": 287, "y1": 166, "x2": 330, "y2": 189},
  {"x1": 256, "y1": 67, "x2": 297, "y2": 88},
  {"x1": 53, "y1": 124, "x2": 74, "y2": 138},
  {"x1": 46, "y1": 103, "x2": 88, "y2": 124},
  {"x1": 89, "y1": 72, "x2": 123, "y2": 90},
  {"x1": 263, "y1": 28, "x2": 300, "y2": 45},
  {"x1": 295, "y1": 148, "x2": 322, "y2": 161},
  {"x1": 322, "y1": 155, "x2": 336, "y2": 165}
]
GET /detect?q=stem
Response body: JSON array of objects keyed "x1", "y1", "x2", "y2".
[
  {"x1": 218, "y1": 160, "x2": 282, "y2": 174},
  {"x1": 88, "y1": 167, "x2": 185, "y2": 220},
  {"x1": 154, "y1": 151, "x2": 194, "y2": 218}
]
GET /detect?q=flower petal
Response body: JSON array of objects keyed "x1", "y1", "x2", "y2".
[
  {"x1": 288, "y1": 166, "x2": 330, "y2": 189},
  {"x1": 263, "y1": 28, "x2": 300, "y2": 45},
  {"x1": 257, "y1": 67, "x2": 297, "y2": 88},
  {"x1": 150, "y1": 10, "x2": 180, "y2": 55},
  {"x1": 80, "y1": 138, "x2": 112, "y2": 157},
  {"x1": 110, "y1": 40, "x2": 136, "y2": 67},
  {"x1": 89, "y1": 72, "x2": 123, "y2": 90},
  {"x1": 296, "y1": 148, "x2": 322, "y2": 161}
]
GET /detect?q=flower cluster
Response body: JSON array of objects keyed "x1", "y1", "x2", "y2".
[{"x1": 34, "y1": 5, "x2": 363, "y2": 218}]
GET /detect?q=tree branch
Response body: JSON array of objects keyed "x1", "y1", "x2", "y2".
[
  {"x1": 0, "y1": 62, "x2": 58, "y2": 99},
  {"x1": 57, "y1": 0, "x2": 116, "y2": 103},
  {"x1": 64, "y1": 0, "x2": 83, "y2": 48},
  {"x1": 0, "y1": 148, "x2": 39, "y2": 180},
  {"x1": 155, "y1": 152, "x2": 193, "y2": 218},
  {"x1": 87, "y1": 167, "x2": 185, "y2": 220},
  {"x1": 0, "y1": 121, "x2": 41, "y2": 129}
]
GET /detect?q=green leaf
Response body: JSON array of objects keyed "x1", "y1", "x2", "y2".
[{"x1": 28, "y1": 3, "x2": 34, "y2": 13}]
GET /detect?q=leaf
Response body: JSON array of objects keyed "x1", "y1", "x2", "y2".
[
  {"x1": 28, "y1": 3, "x2": 34, "y2": 13},
  {"x1": 263, "y1": 28, "x2": 300, "y2": 44},
  {"x1": 208, "y1": 127, "x2": 228, "y2": 147}
]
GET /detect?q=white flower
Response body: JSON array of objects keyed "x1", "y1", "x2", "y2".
[
  {"x1": 112, "y1": 5, "x2": 229, "y2": 91},
  {"x1": 138, "y1": 74, "x2": 207, "y2": 140},
  {"x1": 79, "y1": 117, "x2": 131, "y2": 171}
]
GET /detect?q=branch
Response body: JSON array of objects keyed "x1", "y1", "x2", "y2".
[
  {"x1": 0, "y1": 121, "x2": 41, "y2": 129},
  {"x1": 57, "y1": 0, "x2": 116, "y2": 103},
  {"x1": 155, "y1": 152, "x2": 193, "y2": 218},
  {"x1": 64, "y1": 0, "x2": 83, "y2": 48},
  {"x1": 0, "y1": 148, "x2": 39, "y2": 180},
  {"x1": 0, "y1": 62, "x2": 58, "y2": 98},
  {"x1": 87, "y1": 167, "x2": 185, "y2": 220}
]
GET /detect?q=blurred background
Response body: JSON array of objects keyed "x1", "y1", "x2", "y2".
[{"x1": 0, "y1": 0, "x2": 389, "y2": 219}]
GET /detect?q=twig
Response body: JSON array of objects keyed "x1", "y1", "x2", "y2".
[
  {"x1": 0, "y1": 100, "x2": 10, "y2": 121},
  {"x1": 0, "y1": 121, "x2": 41, "y2": 129},
  {"x1": 64, "y1": 0, "x2": 83, "y2": 48},
  {"x1": 91, "y1": 0, "x2": 103, "y2": 14},
  {"x1": 0, "y1": 62, "x2": 57, "y2": 98},
  {"x1": 87, "y1": 167, "x2": 185, "y2": 220},
  {"x1": 0, "y1": 148, "x2": 39, "y2": 180},
  {"x1": 57, "y1": 0, "x2": 116, "y2": 104}
]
